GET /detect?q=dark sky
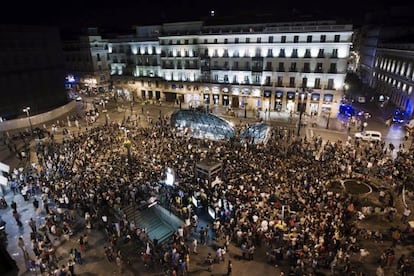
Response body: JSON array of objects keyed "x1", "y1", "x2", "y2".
[{"x1": 1, "y1": 0, "x2": 412, "y2": 31}]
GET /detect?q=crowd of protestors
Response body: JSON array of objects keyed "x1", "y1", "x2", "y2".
[{"x1": 2, "y1": 109, "x2": 414, "y2": 275}]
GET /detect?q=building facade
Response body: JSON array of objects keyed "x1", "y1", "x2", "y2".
[
  {"x1": 90, "y1": 20, "x2": 353, "y2": 116},
  {"x1": 0, "y1": 25, "x2": 68, "y2": 120},
  {"x1": 372, "y1": 42, "x2": 414, "y2": 116},
  {"x1": 63, "y1": 27, "x2": 111, "y2": 93}
]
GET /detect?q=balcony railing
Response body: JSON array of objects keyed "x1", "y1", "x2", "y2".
[
  {"x1": 252, "y1": 66, "x2": 263, "y2": 72},
  {"x1": 264, "y1": 66, "x2": 273, "y2": 71}
]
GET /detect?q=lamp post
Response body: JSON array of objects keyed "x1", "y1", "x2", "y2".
[
  {"x1": 297, "y1": 93, "x2": 305, "y2": 136},
  {"x1": 23, "y1": 107, "x2": 33, "y2": 136}
]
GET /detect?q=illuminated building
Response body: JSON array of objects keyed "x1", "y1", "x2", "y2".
[{"x1": 65, "y1": 20, "x2": 353, "y2": 116}]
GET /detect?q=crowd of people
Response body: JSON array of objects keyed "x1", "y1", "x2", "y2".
[{"x1": 2, "y1": 108, "x2": 414, "y2": 275}]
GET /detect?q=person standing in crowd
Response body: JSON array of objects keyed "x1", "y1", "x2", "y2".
[
  {"x1": 18, "y1": 236, "x2": 27, "y2": 258},
  {"x1": 192, "y1": 238, "x2": 198, "y2": 254},
  {"x1": 28, "y1": 218, "x2": 37, "y2": 233}
]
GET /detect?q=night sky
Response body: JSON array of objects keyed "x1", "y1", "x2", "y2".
[{"x1": 1, "y1": 0, "x2": 412, "y2": 31}]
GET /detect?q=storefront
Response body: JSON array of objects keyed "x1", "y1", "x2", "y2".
[
  {"x1": 164, "y1": 92, "x2": 177, "y2": 102},
  {"x1": 286, "y1": 91, "x2": 295, "y2": 113},
  {"x1": 204, "y1": 94, "x2": 210, "y2": 105},
  {"x1": 213, "y1": 94, "x2": 219, "y2": 105},
  {"x1": 222, "y1": 95, "x2": 230, "y2": 106},
  {"x1": 310, "y1": 93, "x2": 320, "y2": 115},
  {"x1": 275, "y1": 90, "x2": 283, "y2": 111},
  {"x1": 263, "y1": 90, "x2": 271, "y2": 111}
]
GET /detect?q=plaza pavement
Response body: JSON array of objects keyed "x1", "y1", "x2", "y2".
[{"x1": 1, "y1": 99, "x2": 414, "y2": 275}]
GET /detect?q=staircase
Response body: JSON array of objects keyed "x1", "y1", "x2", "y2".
[{"x1": 122, "y1": 204, "x2": 180, "y2": 245}]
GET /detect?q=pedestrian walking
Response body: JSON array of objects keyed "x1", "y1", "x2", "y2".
[
  {"x1": 13, "y1": 210, "x2": 23, "y2": 227},
  {"x1": 192, "y1": 238, "x2": 198, "y2": 254},
  {"x1": 227, "y1": 260, "x2": 232, "y2": 275}
]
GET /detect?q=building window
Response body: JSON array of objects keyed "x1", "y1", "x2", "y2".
[
  {"x1": 289, "y1": 77, "x2": 295, "y2": 87},
  {"x1": 277, "y1": 76, "x2": 283, "y2": 86},
  {"x1": 278, "y1": 62, "x2": 284, "y2": 71},
  {"x1": 279, "y1": 49, "x2": 285, "y2": 58},
  {"x1": 244, "y1": 75, "x2": 250, "y2": 84},
  {"x1": 246, "y1": 37, "x2": 250, "y2": 43},
  {"x1": 307, "y1": 35, "x2": 312, "y2": 42},
  {"x1": 293, "y1": 36, "x2": 299, "y2": 43},
  {"x1": 291, "y1": 49, "x2": 298, "y2": 58},
  {"x1": 235, "y1": 38, "x2": 239, "y2": 43},
  {"x1": 255, "y1": 48, "x2": 261, "y2": 57},
  {"x1": 224, "y1": 75, "x2": 229, "y2": 83},
  {"x1": 303, "y1": 62, "x2": 310, "y2": 73},
  {"x1": 214, "y1": 74, "x2": 218, "y2": 81},
  {"x1": 266, "y1": 61, "x2": 272, "y2": 70},
  {"x1": 267, "y1": 49, "x2": 273, "y2": 57},
  {"x1": 265, "y1": 76, "x2": 271, "y2": 86},
  {"x1": 304, "y1": 49, "x2": 311, "y2": 58},
  {"x1": 97, "y1": 53, "x2": 101, "y2": 61},
  {"x1": 315, "y1": 63, "x2": 323, "y2": 73},
  {"x1": 329, "y1": 63, "x2": 337, "y2": 73},
  {"x1": 334, "y1": 35, "x2": 340, "y2": 42},
  {"x1": 327, "y1": 79, "x2": 334, "y2": 89},
  {"x1": 245, "y1": 61, "x2": 250, "y2": 70},
  {"x1": 281, "y1": 36, "x2": 286, "y2": 43},
  {"x1": 314, "y1": 78, "x2": 321, "y2": 89},
  {"x1": 223, "y1": 49, "x2": 229, "y2": 57},
  {"x1": 320, "y1": 35, "x2": 326, "y2": 42},
  {"x1": 268, "y1": 36, "x2": 273, "y2": 43},
  {"x1": 224, "y1": 38, "x2": 228, "y2": 44},
  {"x1": 317, "y1": 49, "x2": 325, "y2": 58},
  {"x1": 290, "y1": 62, "x2": 297, "y2": 72},
  {"x1": 204, "y1": 39, "x2": 208, "y2": 44},
  {"x1": 331, "y1": 49, "x2": 338, "y2": 58},
  {"x1": 233, "y1": 61, "x2": 239, "y2": 69},
  {"x1": 214, "y1": 38, "x2": 218, "y2": 44},
  {"x1": 233, "y1": 50, "x2": 239, "y2": 58},
  {"x1": 257, "y1": 37, "x2": 261, "y2": 43},
  {"x1": 302, "y1": 77, "x2": 308, "y2": 88}
]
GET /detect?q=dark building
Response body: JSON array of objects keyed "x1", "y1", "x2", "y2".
[{"x1": 0, "y1": 25, "x2": 68, "y2": 120}]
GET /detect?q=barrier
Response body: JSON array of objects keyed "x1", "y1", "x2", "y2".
[{"x1": 0, "y1": 101, "x2": 77, "y2": 132}]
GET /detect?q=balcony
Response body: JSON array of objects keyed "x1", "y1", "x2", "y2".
[
  {"x1": 328, "y1": 69, "x2": 338, "y2": 74},
  {"x1": 289, "y1": 68, "x2": 298, "y2": 72},
  {"x1": 302, "y1": 68, "x2": 311, "y2": 73},
  {"x1": 264, "y1": 66, "x2": 273, "y2": 71},
  {"x1": 277, "y1": 67, "x2": 285, "y2": 72}
]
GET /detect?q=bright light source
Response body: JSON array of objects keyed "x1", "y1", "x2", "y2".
[{"x1": 210, "y1": 10, "x2": 215, "y2": 17}]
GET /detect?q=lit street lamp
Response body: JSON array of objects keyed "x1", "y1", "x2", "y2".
[{"x1": 23, "y1": 107, "x2": 33, "y2": 136}]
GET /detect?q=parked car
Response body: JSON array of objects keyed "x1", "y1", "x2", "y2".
[{"x1": 354, "y1": 130, "x2": 382, "y2": 142}]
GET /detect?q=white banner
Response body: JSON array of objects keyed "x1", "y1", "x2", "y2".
[{"x1": 0, "y1": 162, "x2": 10, "y2": 173}]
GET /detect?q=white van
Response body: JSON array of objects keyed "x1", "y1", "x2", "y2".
[{"x1": 354, "y1": 130, "x2": 382, "y2": 142}]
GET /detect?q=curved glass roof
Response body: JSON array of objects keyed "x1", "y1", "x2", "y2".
[
  {"x1": 171, "y1": 110, "x2": 235, "y2": 140},
  {"x1": 239, "y1": 123, "x2": 272, "y2": 144}
]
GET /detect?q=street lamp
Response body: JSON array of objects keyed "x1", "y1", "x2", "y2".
[
  {"x1": 297, "y1": 92, "x2": 306, "y2": 136},
  {"x1": 23, "y1": 107, "x2": 33, "y2": 136}
]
